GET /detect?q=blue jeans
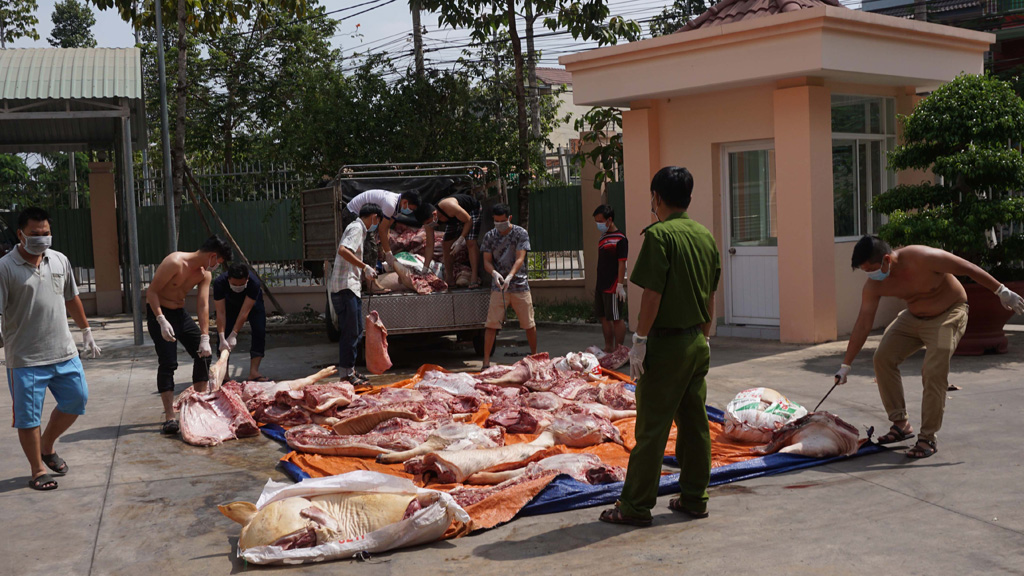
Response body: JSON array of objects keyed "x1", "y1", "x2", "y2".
[{"x1": 330, "y1": 289, "x2": 362, "y2": 372}]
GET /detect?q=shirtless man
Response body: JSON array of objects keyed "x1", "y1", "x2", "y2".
[
  {"x1": 146, "y1": 236, "x2": 232, "y2": 434},
  {"x1": 835, "y1": 236, "x2": 1024, "y2": 458}
]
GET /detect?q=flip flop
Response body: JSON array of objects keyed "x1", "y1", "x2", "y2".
[
  {"x1": 668, "y1": 497, "x2": 709, "y2": 519},
  {"x1": 41, "y1": 452, "x2": 68, "y2": 476},
  {"x1": 250, "y1": 376, "x2": 271, "y2": 382},
  {"x1": 876, "y1": 424, "x2": 915, "y2": 445},
  {"x1": 598, "y1": 506, "x2": 651, "y2": 527},
  {"x1": 28, "y1": 473, "x2": 58, "y2": 491},
  {"x1": 161, "y1": 419, "x2": 180, "y2": 435}
]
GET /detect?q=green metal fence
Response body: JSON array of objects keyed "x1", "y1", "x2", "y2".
[
  {"x1": 604, "y1": 181, "x2": 627, "y2": 235},
  {"x1": 1, "y1": 208, "x2": 95, "y2": 267}
]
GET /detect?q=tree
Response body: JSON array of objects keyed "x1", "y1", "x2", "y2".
[
  {"x1": 49, "y1": 0, "x2": 97, "y2": 48},
  {"x1": 649, "y1": 0, "x2": 710, "y2": 37},
  {"x1": 874, "y1": 73, "x2": 1024, "y2": 278},
  {"x1": 0, "y1": 0, "x2": 40, "y2": 49},
  {"x1": 418, "y1": 0, "x2": 640, "y2": 229},
  {"x1": 0, "y1": 155, "x2": 32, "y2": 210}
]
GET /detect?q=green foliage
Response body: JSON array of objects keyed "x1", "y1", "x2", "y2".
[
  {"x1": 874, "y1": 73, "x2": 1024, "y2": 276},
  {"x1": 48, "y1": 0, "x2": 97, "y2": 48},
  {"x1": 573, "y1": 106, "x2": 621, "y2": 190},
  {"x1": 527, "y1": 252, "x2": 549, "y2": 279},
  {"x1": 0, "y1": 0, "x2": 40, "y2": 48},
  {"x1": 648, "y1": 0, "x2": 710, "y2": 37},
  {"x1": 0, "y1": 155, "x2": 32, "y2": 210}
]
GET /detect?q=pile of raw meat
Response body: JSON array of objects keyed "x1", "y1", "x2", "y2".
[
  {"x1": 387, "y1": 223, "x2": 473, "y2": 289},
  {"x1": 585, "y1": 345, "x2": 631, "y2": 371}
]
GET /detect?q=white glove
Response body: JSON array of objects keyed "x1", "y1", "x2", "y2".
[
  {"x1": 384, "y1": 251, "x2": 397, "y2": 268},
  {"x1": 502, "y1": 272, "x2": 515, "y2": 292},
  {"x1": 363, "y1": 264, "x2": 378, "y2": 279},
  {"x1": 82, "y1": 327, "x2": 101, "y2": 358},
  {"x1": 835, "y1": 363, "x2": 851, "y2": 385},
  {"x1": 996, "y1": 284, "x2": 1024, "y2": 314},
  {"x1": 615, "y1": 284, "x2": 626, "y2": 301},
  {"x1": 156, "y1": 314, "x2": 176, "y2": 342},
  {"x1": 218, "y1": 332, "x2": 231, "y2": 352},
  {"x1": 491, "y1": 270, "x2": 504, "y2": 289},
  {"x1": 198, "y1": 334, "x2": 212, "y2": 358},
  {"x1": 629, "y1": 333, "x2": 647, "y2": 382},
  {"x1": 227, "y1": 331, "x2": 238, "y2": 350},
  {"x1": 418, "y1": 262, "x2": 433, "y2": 276},
  {"x1": 451, "y1": 236, "x2": 467, "y2": 255}
]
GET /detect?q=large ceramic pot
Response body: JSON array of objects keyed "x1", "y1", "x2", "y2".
[{"x1": 954, "y1": 280, "x2": 1024, "y2": 355}]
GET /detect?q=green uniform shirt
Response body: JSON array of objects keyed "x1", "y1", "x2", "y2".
[{"x1": 630, "y1": 212, "x2": 721, "y2": 329}]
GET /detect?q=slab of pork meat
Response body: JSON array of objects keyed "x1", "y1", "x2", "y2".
[
  {"x1": 466, "y1": 453, "x2": 626, "y2": 485},
  {"x1": 597, "y1": 381, "x2": 637, "y2": 410},
  {"x1": 410, "y1": 273, "x2": 448, "y2": 295},
  {"x1": 285, "y1": 420, "x2": 440, "y2": 456},
  {"x1": 254, "y1": 404, "x2": 313, "y2": 427},
  {"x1": 175, "y1": 386, "x2": 260, "y2": 447},
  {"x1": 752, "y1": 412, "x2": 860, "y2": 458},
  {"x1": 302, "y1": 382, "x2": 356, "y2": 413},
  {"x1": 416, "y1": 371, "x2": 483, "y2": 399}
]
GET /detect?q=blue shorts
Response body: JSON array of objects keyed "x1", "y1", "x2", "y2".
[{"x1": 7, "y1": 357, "x2": 88, "y2": 429}]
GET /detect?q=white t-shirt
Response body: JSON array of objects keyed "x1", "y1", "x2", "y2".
[
  {"x1": 345, "y1": 190, "x2": 400, "y2": 219},
  {"x1": 329, "y1": 219, "x2": 368, "y2": 296}
]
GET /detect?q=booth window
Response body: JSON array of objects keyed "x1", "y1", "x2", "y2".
[{"x1": 831, "y1": 95, "x2": 896, "y2": 239}]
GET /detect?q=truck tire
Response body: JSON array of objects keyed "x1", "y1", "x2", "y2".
[
  {"x1": 472, "y1": 329, "x2": 486, "y2": 356},
  {"x1": 325, "y1": 295, "x2": 340, "y2": 343}
]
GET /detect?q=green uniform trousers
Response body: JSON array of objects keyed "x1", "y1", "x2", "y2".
[{"x1": 618, "y1": 330, "x2": 711, "y2": 520}]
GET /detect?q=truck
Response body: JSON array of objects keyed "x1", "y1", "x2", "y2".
[{"x1": 301, "y1": 161, "x2": 507, "y2": 356}]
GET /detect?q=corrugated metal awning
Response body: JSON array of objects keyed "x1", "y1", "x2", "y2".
[{"x1": 0, "y1": 48, "x2": 146, "y2": 153}]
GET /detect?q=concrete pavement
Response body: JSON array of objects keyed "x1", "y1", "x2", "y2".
[{"x1": 1, "y1": 316, "x2": 1022, "y2": 575}]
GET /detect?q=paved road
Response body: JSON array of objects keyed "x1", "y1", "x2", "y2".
[{"x1": 1, "y1": 317, "x2": 1022, "y2": 575}]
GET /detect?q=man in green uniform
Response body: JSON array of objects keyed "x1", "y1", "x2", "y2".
[{"x1": 599, "y1": 166, "x2": 720, "y2": 527}]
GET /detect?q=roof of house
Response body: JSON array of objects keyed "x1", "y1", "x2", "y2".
[
  {"x1": 0, "y1": 48, "x2": 143, "y2": 100},
  {"x1": 679, "y1": 0, "x2": 845, "y2": 31},
  {"x1": 535, "y1": 67, "x2": 573, "y2": 86}
]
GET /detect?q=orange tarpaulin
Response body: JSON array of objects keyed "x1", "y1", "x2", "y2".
[{"x1": 279, "y1": 364, "x2": 763, "y2": 531}]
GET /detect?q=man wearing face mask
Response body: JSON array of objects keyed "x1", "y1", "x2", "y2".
[
  {"x1": 836, "y1": 235, "x2": 1024, "y2": 459},
  {"x1": 592, "y1": 204, "x2": 628, "y2": 352},
  {"x1": 146, "y1": 235, "x2": 232, "y2": 435},
  {"x1": 330, "y1": 203, "x2": 384, "y2": 387},
  {"x1": 600, "y1": 167, "x2": 719, "y2": 527},
  {"x1": 480, "y1": 204, "x2": 536, "y2": 368},
  {"x1": 343, "y1": 189, "x2": 437, "y2": 277},
  {"x1": 0, "y1": 207, "x2": 100, "y2": 490},
  {"x1": 213, "y1": 263, "x2": 267, "y2": 381}
]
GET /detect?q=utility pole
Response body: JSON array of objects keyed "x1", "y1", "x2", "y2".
[
  {"x1": 411, "y1": 0, "x2": 424, "y2": 79},
  {"x1": 68, "y1": 151, "x2": 78, "y2": 208},
  {"x1": 525, "y1": 1, "x2": 541, "y2": 140},
  {"x1": 154, "y1": 0, "x2": 177, "y2": 251}
]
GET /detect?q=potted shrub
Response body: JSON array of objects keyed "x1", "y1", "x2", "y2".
[{"x1": 874, "y1": 72, "x2": 1024, "y2": 355}]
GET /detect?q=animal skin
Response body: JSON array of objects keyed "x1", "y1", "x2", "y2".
[{"x1": 752, "y1": 412, "x2": 860, "y2": 458}]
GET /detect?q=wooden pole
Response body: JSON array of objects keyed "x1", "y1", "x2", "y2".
[
  {"x1": 184, "y1": 165, "x2": 286, "y2": 315},
  {"x1": 182, "y1": 171, "x2": 213, "y2": 237}
]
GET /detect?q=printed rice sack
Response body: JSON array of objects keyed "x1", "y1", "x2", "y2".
[{"x1": 724, "y1": 387, "x2": 808, "y2": 443}]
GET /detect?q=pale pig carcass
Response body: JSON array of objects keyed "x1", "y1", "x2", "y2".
[
  {"x1": 465, "y1": 453, "x2": 626, "y2": 485},
  {"x1": 752, "y1": 412, "x2": 861, "y2": 458}
]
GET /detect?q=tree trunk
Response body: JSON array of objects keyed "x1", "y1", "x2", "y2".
[
  {"x1": 172, "y1": 0, "x2": 187, "y2": 240},
  {"x1": 507, "y1": 0, "x2": 530, "y2": 231},
  {"x1": 525, "y1": 2, "x2": 541, "y2": 140},
  {"x1": 411, "y1": 0, "x2": 424, "y2": 80}
]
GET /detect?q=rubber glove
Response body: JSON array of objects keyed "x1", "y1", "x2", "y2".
[
  {"x1": 218, "y1": 332, "x2": 231, "y2": 352},
  {"x1": 615, "y1": 284, "x2": 627, "y2": 301},
  {"x1": 227, "y1": 331, "x2": 238, "y2": 350},
  {"x1": 835, "y1": 363, "x2": 851, "y2": 385},
  {"x1": 198, "y1": 334, "x2": 212, "y2": 358},
  {"x1": 384, "y1": 251, "x2": 398, "y2": 270},
  {"x1": 996, "y1": 284, "x2": 1024, "y2": 314},
  {"x1": 491, "y1": 269, "x2": 504, "y2": 290},
  {"x1": 629, "y1": 333, "x2": 647, "y2": 382},
  {"x1": 451, "y1": 236, "x2": 467, "y2": 255},
  {"x1": 156, "y1": 314, "x2": 176, "y2": 342},
  {"x1": 363, "y1": 264, "x2": 378, "y2": 279},
  {"x1": 502, "y1": 272, "x2": 515, "y2": 292},
  {"x1": 82, "y1": 327, "x2": 101, "y2": 358}
]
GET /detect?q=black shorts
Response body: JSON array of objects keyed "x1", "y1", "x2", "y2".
[
  {"x1": 594, "y1": 290, "x2": 623, "y2": 322},
  {"x1": 443, "y1": 208, "x2": 482, "y2": 242}
]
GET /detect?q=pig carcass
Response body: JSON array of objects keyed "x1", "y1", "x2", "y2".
[
  {"x1": 365, "y1": 311, "x2": 392, "y2": 375},
  {"x1": 465, "y1": 453, "x2": 626, "y2": 485},
  {"x1": 302, "y1": 382, "x2": 356, "y2": 413},
  {"x1": 752, "y1": 412, "x2": 860, "y2": 458},
  {"x1": 585, "y1": 345, "x2": 631, "y2": 371},
  {"x1": 175, "y1": 386, "x2": 260, "y2": 447},
  {"x1": 223, "y1": 366, "x2": 340, "y2": 412},
  {"x1": 478, "y1": 353, "x2": 557, "y2": 389},
  {"x1": 376, "y1": 423, "x2": 505, "y2": 464},
  {"x1": 286, "y1": 419, "x2": 440, "y2": 457}
]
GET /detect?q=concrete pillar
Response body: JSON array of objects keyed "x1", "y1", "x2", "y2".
[
  {"x1": 579, "y1": 133, "x2": 608, "y2": 299},
  {"x1": 773, "y1": 82, "x2": 837, "y2": 343},
  {"x1": 88, "y1": 162, "x2": 123, "y2": 315},
  {"x1": 895, "y1": 87, "x2": 931, "y2": 187},
  {"x1": 621, "y1": 103, "x2": 660, "y2": 330}
]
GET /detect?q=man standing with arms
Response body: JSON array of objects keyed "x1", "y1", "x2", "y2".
[
  {"x1": 592, "y1": 204, "x2": 628, "y2": 352},
  {"x1": 330, "y1": 203, "x2": 383, "y2": 387},
  {"x1": 600, "y1": 167, "x2": 719, "y2": 527},
  {"x1": 1, "y1": 207, "x2": 101, "y2": 490},
  {"x1": 834, "y1": 235, "x2": 1024, "y2": 458},
  {"x1": 214, "y1": 263, "x2": 267, "y2": 381},
  {"x1": 146, "y1": 235, "x2": 232, "y2": 435},
  {"x1": 480, "y1": 204, "x2": 537, "y2": 368},
  {"x1": 436, "y1": 193, "x2": 483, "y2": 288}
]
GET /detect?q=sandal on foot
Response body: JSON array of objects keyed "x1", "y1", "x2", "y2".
[
  {"x1": 668, "y1": 497, "x2": 709, "y2": 519},
  {"x1": 468, "y1": 282, "x2": 482, "y2": 290},
  {"x1": 947, "y1": 384, "x2": 962, "y2": 391},
  {"x1": 876, "y1": 424, "x2": 915, "y2": 445},
  {"x1": 347, "y1": 372, "x2": 370, "y2": 387},
  {"x1": 161, "y1": 419, "x2": 180, "y2": 435},
  {"x1": 598, "y1": 506, "x2": 651, "y2": 527},
  {"x1": 906, "y1": 439, "x2": 937, "y2": 459},
  {"x1": 41, "y1": 452, "x2": 68, "y2": 476},
  {"x1": 28, "y1": 473, "x2": 58, "y2": 491}
]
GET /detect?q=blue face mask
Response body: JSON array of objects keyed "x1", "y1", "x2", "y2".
[
  {"x1": 867, "y1": 259, "x2": 890, "y2": 281},
  {"x1": 596, "y1": 222, "x2": 609, "y2": 233},
  {"x1": 400, "y1": 207, "x2": 414, "y2": 216},
  {"x1": 368, "y1": 221, "x2": 379, "y2": 233}
]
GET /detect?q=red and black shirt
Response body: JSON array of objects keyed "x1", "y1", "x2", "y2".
[{"x1": 596, "y1": 230, "x2": 628, "y2": 293}]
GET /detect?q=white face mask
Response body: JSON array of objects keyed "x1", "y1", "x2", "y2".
[
  {"x1": 20, "y1": 233, "x2": 52, "y2": 255},
  {"x1": 495, "y1": 220, "x2": 511, "y2": 232},
  {"x1": 229, "y1": 282, "x2": 248, "y2": 293}
]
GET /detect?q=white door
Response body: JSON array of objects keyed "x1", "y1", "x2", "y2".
[{"x1": 723, "y1": 144, "x2": 780, "y2": 326}]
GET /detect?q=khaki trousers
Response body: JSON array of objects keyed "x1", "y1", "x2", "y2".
[{"x1": 872, "y1": 303, "x2": 968, "y2": 442}]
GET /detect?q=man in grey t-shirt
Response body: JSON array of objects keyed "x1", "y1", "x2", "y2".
[
  {"x1": 479, "y1": 203, "x2": 536, "y2": 368},
  {"x1": 0, "y1": 207, "x2": 100, "y2": 491}
]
